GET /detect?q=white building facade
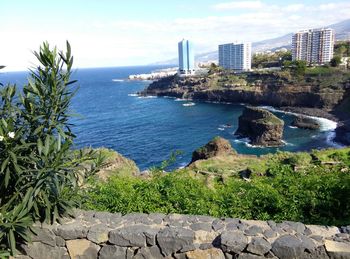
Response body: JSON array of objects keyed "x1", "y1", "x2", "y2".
[
  {"x1": 218, "y1": 42, "x2": 251, "y2": 71},
  {"x1": 292, "y1": 28, "x2": 335, "y2": 64}
]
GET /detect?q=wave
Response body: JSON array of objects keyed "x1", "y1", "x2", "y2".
[
  {"x1": 163, "y1": 96, "x2": 176, "y2": 99},
  {"x1": 175, "y1": 98, "x2": 188, "y2": 102},
  {"x1": 258, "y1": 106, "x2": 337, "y2": 132},
  {"x1": 204, "y1": 101, "x2": 221, "y2": 104},
  {"x1": 137, "y1": 95, "x2": 157, "y2": 99},
  {"x1": 128, "y1": 93, "x2": 139, "y2": 97},
  {"x1": 182, "y1": 102, "x2": 195, "y2": 107},
  {"x1": 112, "y1": 79, "x2": 124, "y2": 82},
  {"x1": 325, "y1": 132, "x2": 345, "y2": 148},
  {"x1": 281, "y1": 140, "x2": 294, "y2": 146},
  {"x1": 288, "y1": 126, "x2": 298, "y2": 129},
  {"x1": 217, "y1": 127, "x2": 225, "y2": 131}
]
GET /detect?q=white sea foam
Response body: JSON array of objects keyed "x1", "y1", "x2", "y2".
[
  {"x1": 258, "y1": 106, "x2": 337, "y2": 132},
  {"x1": 163, "y1": 96, "x2": 176, "y2": 99},
  {"x1": 175, "y1": 98, "x2": 187, "y2": 102},
  {"x1": 183, "y1": 102, "x2": 195, "y2": 107},
  {"x1": 288, "y1": 126, "x2": 298, "y2": 129},
  {"x1": 325, "y1": 132, "x2": 345, "y2": 148},
  {"x1": 281, "y1": 140, "x2": 294, "y2": 146},
  {"x1": 112, "y1": 79, "x2": 124, "y2": 82},
  {"x1": 217, "y1": 127, "x2": 225, "y2": 131},
  {"x1": 128, "y1": 93, "x2": 139, "y2": 97},
  {"x1": 137, "y1": 95, "x2": 157, "y2": 99}
]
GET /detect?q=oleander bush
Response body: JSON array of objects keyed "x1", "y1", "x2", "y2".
[
  {"x1": 0, "y1": 42, "x2": 102, "y2": 256},
  {"x1": 80, "y1": 148, "x2": 350, "y2": 226}
]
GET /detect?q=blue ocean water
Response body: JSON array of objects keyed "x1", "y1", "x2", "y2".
[{"x1": 0, "y1": 66, "x2": 341, "y2": 170}]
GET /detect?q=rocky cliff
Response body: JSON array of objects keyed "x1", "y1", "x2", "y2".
[
  {"x1": 141, "y1": 74, "x2": 346, "y2": 110},
  {"x1": 16, "y1": 210, "x2": 350, "y2": 259},
  {"x1": 292, "y1": 115, "x2": 321, "y2": 130},
  {"x1": 235, "y1": 107, "x2": 284, "y2": 147},
  {"x1": 189, "y1": 136, "x2": 235, "y2": 164}
]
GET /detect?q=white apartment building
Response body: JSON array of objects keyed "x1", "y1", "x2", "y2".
[
  {"x1": 292, "y1": 28, "x2": 335, "y2": 64},
  {"x1": 218, "y1": 42, "x2": 251, "y2": 71}
]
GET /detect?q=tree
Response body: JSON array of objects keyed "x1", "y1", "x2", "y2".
[
  {"x1": 330, "y1": 56, "x2": 342, "y2": 67},
  {"x1": 291, "y1": 60, "x2": 307, "y2": 77},
  {"x1": 0, "y1": 42, "x2": 103, "y2": 256}
]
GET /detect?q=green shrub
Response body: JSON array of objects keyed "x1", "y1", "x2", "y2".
[
  {"x1": 0, "y1": 42, "x2": 102, "y2": 255},
  {"x1": 80, "y1": 148, "x2": 350, "y2": 226}
]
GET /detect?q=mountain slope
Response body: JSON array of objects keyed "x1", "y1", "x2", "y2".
[{"x1": 155, "y1": 18, "x2": 350, "y2": 65}]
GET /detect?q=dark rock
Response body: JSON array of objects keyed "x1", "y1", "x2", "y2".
[
  {"x1": 190, "y1": 136, "x2": 235, "y2": 164},
  {"x1": 212, "y1": 219, "x2": 225, "y2": 231},
  {"x1": 292, "y1": 115, "x2": 320, "y2": 130},
  {"x1": 226, "y1": 223, "x2": 239, "y2": 231},
  {"x1": 55, "y1": 223, "x2": 88, "y2": 240},
  {"x1": 246, "y1": 237, "x2": 272, "y2": 255},
  {"x1": 244, "y1": 226, "x2": 263, "y2": 236},
  {"x1": 87, "y1": 224, "x2": 110, "y2": 244},
  {"x1": 237, "y1": 254, "x2": 265, "y2": 259},
  {"x1": 99, "y1": 245, "x2": 127, "y2": 259},
  {"x1": 190, "y1": 222, "x2": 213, "y2": 232},
  {"x1": 272, "y1": 235, "x2": 304, "y2": 259},
  {"x1": 220, "y1": 231, "x2": 248, "y2": 254},
  {"x1": 283, "y1": 221, "x2": 306, "y2": 234},
  {"x1": 235, "y1": 107, "x2": 284, "y2": 147},
  {"x1": 21, "y1": 242, "x2": 69, "y2": 259},
  {"x1": 134, "y1": 246, "x2": 163, "y2": 259},
  {"x1": 109, "y1": 225, "x2": 159, "y2": 247},
  {"x1": 264, "y1": 229, "x2": 278, "y2": 239},
  {"x1": 31, "y1": 227, "x2": 56, "y2": 247},
  {"x1": 157, "y1": 227, "x2": 195, "y2": 256},
  {"x1": 340, "y1": 226, "x2": 350, "y2": 234},
  {"x1": 55, "y1": 236, "x2": 66, "y2": 247},
  {"x1": 148, "y1": 213, "x2": 166, "y2": 224},
  {"x1": 122, "y1": 213, "x2": 153, "y2": 225}
]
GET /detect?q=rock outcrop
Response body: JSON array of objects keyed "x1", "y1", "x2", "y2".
[
  {"x1": 189, "y1": 137, "x2": 235, "y2": 164},
  {"x1": 292, "y1": 115, "x2": 320, "y2": 130},
  {"x1": 235, "y1": 107, "x2": 284, "y2": 147},
  {"x1": 16, "y1": 210, "x2": 350, "y2": 259}
]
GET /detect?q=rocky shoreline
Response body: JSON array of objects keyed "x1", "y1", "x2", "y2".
[{"x1": 139, "y1": 73, "x2": 350, "y2": 146}]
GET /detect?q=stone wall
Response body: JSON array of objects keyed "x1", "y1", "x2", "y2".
[{"x1": 16, "y1": 210, "x2": 350, "y2": 259}]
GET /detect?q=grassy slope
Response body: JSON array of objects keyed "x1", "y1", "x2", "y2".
[{"x1": 79, "y1": 147, "x2": 350, "y2": 226}]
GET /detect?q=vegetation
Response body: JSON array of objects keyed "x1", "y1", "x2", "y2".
[
  {"x1": 0, "y1": 42, "x2": 103, "y2": 256},
  {"x1": 330, "y1": 56, "x2": 342, "y2": 67},
  {"x1": 79, "y1": 147, "x2": 350, "y2": 226},
  {"x1": 252, "y1": 50, "x2": 292, "y2": 69},
  {"x1": 334, "y1": 41, "x2": 350, "y2": 57}
]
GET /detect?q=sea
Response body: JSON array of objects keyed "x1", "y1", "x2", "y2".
[{"x1": 0, "y1": 66, "x2": 343, "y2": 170}]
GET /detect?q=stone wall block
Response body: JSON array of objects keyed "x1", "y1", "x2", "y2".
[{"x1": 157, "y1": 227, "x2": 196, "y2": 256}]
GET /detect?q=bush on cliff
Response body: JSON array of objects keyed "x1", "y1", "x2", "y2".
[
  {"x1": 0, "y1": 42, "x2": 102, "y2": 256},
  {"x1": 80, "y1": 148, "x2": 350, "y2": 226}
]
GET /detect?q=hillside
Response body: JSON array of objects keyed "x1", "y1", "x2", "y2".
[{"x1": 154, "y1": 18, "x2": 350, "y2": 65}]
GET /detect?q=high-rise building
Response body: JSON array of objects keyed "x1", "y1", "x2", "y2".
[
  {"x1": 218, "y1": 42, "x2": 251, "y2": 71},
  {"x1": 178, "y1": 39, "x2": 195, "y2": 74},
  {"x1": 292, "y1": 28, "x2": 335, "y2": 64}
]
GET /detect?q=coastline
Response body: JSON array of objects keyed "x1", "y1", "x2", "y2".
[{"x1": 132, "y1": 92, "x2": 348, "y2": 147}]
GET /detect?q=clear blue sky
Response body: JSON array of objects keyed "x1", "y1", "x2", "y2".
[{"x1": 1, "y1": 0, "x2": 350, "y2": 70}]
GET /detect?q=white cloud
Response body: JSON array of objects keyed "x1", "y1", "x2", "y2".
[
  {"x1": 285, "y1": 4, "x2": 304, "y2": 12},
  {"x1": 1, "y1": 1, "x2": 350, "y2": 71},
  {"x1": 213, "y1": 1, "x2": 263, "y2": 10}
]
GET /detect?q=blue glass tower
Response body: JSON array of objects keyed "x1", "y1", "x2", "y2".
[{"x1": 178, "y1": 39, "x2": 194, "y2": 74}]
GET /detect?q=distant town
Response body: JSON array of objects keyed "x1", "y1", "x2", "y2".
[{"x1": 129, "y1": 27, "x2": 350, "y2": 80}]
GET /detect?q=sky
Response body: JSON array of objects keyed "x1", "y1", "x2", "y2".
[{"x1": 1, "y1": 0, "x2": 350, "y2": 71}]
